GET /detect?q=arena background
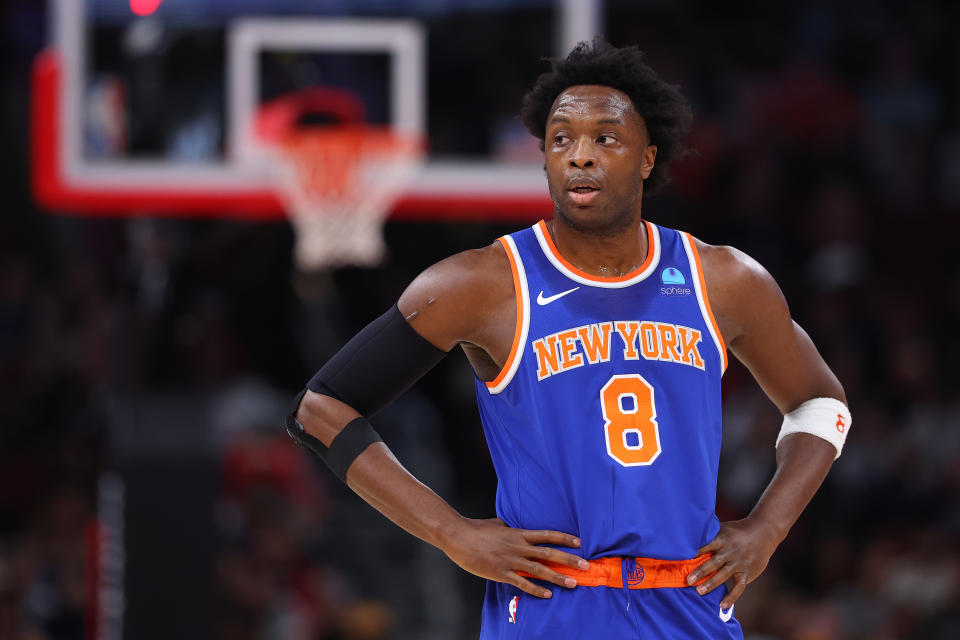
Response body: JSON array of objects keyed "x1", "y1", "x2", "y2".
[{"x1": 2, "y1": 1, "x2": 960, "y2": 639}]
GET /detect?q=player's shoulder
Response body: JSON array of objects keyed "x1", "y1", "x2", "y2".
[
  {"x1": 396, "y1": 239, "x2": 515, "y2": 349},
  {"x1": 687, "y1": 235, "x2": 788, "y2": 344},
  {"x1": 689, "y1": 235, "x2": 777, "y2": 292},
  {"x1": 407, "y1": 239, "x2": 513, "y2": 294}
]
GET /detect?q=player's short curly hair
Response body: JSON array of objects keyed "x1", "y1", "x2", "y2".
[{"x1": 520, "y1": 38, "x2": 693, "y2": 196}]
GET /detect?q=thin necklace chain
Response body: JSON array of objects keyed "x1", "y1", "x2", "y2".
[{"x1": 549, "y1": 220, "x2": 646, "y2": 277}]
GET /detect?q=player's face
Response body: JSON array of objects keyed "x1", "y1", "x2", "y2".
[{"x1": 544, "y1": 85, "x2": 657, "y2": 235}]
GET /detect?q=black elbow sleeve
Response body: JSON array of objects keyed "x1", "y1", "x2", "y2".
[{"x1": 306, "y1": 304, "x2": 447, "y2": 416}]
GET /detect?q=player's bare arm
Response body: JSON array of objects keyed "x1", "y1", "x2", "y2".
[
  {"x1": 296, "y1": 244, "x2": 587, "y2": 599},
  {"x1": 684, "y1": 240, "x2": 846, "y2": 609}
]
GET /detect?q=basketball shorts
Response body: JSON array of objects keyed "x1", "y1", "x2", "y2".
[{"x1": 480, "y1": 578, "x2": 743, "y2": 639}]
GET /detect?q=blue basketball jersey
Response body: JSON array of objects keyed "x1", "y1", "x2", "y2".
[{"x1": 474, "y1": 219, "x2": 728, "y2": 561}]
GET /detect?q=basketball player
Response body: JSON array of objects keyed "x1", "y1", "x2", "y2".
[{"x1": 285, "y1": 39, "x2": 849, "y2": 638}]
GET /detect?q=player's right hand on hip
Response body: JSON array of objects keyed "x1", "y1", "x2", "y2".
[{"x1": 439, "y1": 517, "x2": 588, "y2": 598}]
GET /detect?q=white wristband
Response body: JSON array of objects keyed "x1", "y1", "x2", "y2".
[{"x1": 776, "y1": 397, "x2": 851, "y2": 459}]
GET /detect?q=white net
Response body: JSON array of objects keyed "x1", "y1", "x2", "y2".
[{"x1": 267, "y1": 127, "x2": 424, "y2": 270}]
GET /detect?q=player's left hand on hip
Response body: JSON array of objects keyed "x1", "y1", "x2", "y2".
[{"x1": 684, "y1": 516, "x2": 780, "y2": 610}]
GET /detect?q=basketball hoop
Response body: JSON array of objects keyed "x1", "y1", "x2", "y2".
[{"x1": 255, "y1": 90, "x2": 424, "y2": 270}]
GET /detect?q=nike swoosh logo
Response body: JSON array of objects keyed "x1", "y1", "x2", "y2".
[
  {"x1": 536, "y1": 287, "x2": 580, "y2": 305},
  {"x1": 719, "y1": 605, "x2": 734, "y2": 622}
]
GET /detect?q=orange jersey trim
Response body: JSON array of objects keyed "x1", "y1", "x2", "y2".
[
  {"x1": 535, "y1": 219, "x2": 657, "y2": 283},
  {"x1": 684, "y1": 232, "x2": 728, "y2": 373},
  {"x1": 486, "y1": 237, "x2": 525, "y2": 389},
  {"x1": 519, "y1": 554, "x2": 714, "y2": 589}
]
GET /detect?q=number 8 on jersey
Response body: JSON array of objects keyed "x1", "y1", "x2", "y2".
[{"x1": 601, "y1": 374, "x2": 661, "y2": 466}]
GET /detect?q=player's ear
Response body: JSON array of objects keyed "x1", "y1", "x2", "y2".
[{"x1": 640, "y1": 145, "x2": 658, "y2": 180}]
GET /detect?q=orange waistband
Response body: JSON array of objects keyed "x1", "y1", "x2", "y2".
[{"x1": 519, "y1": 554, "x2": 713, "y2": 589}]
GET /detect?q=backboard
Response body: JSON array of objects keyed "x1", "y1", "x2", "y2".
[{"x1": 32, "y1": 0, "x2": 605, "y2": 221}]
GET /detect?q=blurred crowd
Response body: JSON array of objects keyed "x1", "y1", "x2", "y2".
[{"x1": 3, "y1": 1, "x2": 960, "y2": 639}]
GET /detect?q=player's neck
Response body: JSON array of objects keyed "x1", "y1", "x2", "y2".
[{"x1": 547, "y1": 214, "x2": 649, "y2": 279}]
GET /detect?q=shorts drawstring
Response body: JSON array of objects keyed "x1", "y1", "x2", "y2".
[
  {"x1": 621, "y1": 557, "x2": 644, "y2": 632},
  {"x1": 621, "y1": 556, "x2": 632, "y2": 611}
]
